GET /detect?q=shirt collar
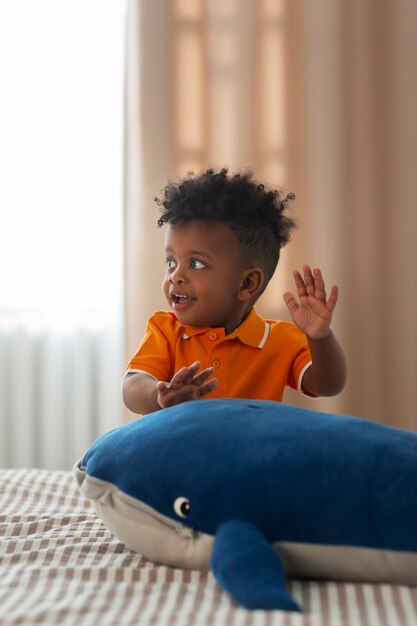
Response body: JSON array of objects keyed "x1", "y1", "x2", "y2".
[
  {"x1": 231, "y1": 308, "x2": 270, "y2": 348},
  {"x1": 176, "y1": 308, "x2": 269, "y2": 349}
]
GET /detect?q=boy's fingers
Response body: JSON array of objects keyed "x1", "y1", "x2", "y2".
[
  {"x1": 283, "y1": 292, "x2": 299, "y2": 316},
  {"x1": 182, "y1": 361, "x2": 201, "y2": 385},
  {"x1": 312, "y1": 268, "x2": 326, "y2": 301},
  {"x1": 326, "y1": 285, "x2": 339, "y2": 312},
  {"x1": 168, "y1": 365, "x2": 216, "y2": 393},
  {"x1": 168, "y1": 367, "x2": 187, "y2": 388},
  {"x1": 198, "y1": 378, "x2": 219, "y2": 397},
  {"x1": 292, "y1": 270, "x2": 307, "y2": 296},
  {"x1": 171, "y1": 361, "x2": 201, "y2": 387},
  {"x1": 303, "y1": 265, "x2": 315, "y2": 296},
  {"x1": 192, "y1": 366, "x2": 215, "y2": 386}
]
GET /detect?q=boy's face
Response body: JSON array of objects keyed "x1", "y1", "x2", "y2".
[{"x1": 163, "y1": 220, "x2": 253, "y2": 333}]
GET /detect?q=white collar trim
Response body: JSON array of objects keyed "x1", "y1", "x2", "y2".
[{"x1": 257, "y1": 322, "x2": 270, "y2": 349}]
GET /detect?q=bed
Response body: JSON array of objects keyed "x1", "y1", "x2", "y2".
[{"x1": 1, "y1": 468, "x2": 417, "y2": 626}]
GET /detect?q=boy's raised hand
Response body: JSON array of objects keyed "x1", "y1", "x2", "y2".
[
  {"x1": 283, "y1": 265, "x2": 339, "y2": 340},
  {"x1": 156, "y1": 361, "x2": 219, "y2": 409}
]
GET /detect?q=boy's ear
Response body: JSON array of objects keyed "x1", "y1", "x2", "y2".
[{"x1": 238, "y1": 268, "x2": 265, "y2": 301}]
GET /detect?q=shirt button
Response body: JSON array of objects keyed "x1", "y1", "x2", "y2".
[
  {"x1": 209, "y1": 333, "x2": 218, "y2": 341},
  {"x1": 212, "y1": 360, "x2": 220, "y2": 369}
]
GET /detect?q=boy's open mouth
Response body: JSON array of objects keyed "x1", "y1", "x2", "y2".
[
  {"x1": 170, "y1": 293, "x2": 194, "y2": 309},
  {"x1": 171, "y1": 294, "x2": 193, "y2": 304}
]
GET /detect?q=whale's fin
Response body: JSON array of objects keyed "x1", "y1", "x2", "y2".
[{"x1": 211, "y1": 519, "x2": 301, "y2": 612}]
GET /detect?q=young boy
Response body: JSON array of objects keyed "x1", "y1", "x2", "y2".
[{"x1": 123, "y1": 168, "x2": 346, "y2": 415}]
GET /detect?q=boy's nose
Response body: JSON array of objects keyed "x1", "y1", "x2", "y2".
[{"x1": 170, "y1": 268, "x2": 187, "y2": 285}]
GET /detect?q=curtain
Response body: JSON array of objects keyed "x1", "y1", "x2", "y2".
[
  {"x1": 124, "y1": 0, "x2": 417, "y2": 429},
  {"x1": 0, "y1": 1, "x2": 126, "y2": 467}
]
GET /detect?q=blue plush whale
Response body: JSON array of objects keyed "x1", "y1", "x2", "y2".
[{"x1": 74, "y1": 399, "x2": 417, "y2": 612}]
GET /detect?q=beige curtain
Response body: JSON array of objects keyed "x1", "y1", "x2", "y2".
[{"x1": 125, "y1": 0, "x2": 417, "y2": 429}]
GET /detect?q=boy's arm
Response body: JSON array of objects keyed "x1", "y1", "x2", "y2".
[
  {"x1": 301, "y1": 331, "x2": 346, "y2": 396},
  {"x1": 123, "y1": 371, "x2": 161, "y2": 414},
  {"x1": 123, "y1": 362, "x2": 219, "y2": 415},
  {"x1": 283, "y1": 265, "x2": 347, "y2": 397}
]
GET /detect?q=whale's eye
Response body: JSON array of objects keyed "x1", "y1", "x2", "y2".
[{"x1": 174, "y1": 497, "x2": 191, "y2": 518}]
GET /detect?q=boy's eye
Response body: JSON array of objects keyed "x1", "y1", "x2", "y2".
[
  {"x1": 190, "y1": 259, "x2": 206, "y2": 270},
  {"x1": 166, "y1": 259, "x2": 176, "y2": 270}
]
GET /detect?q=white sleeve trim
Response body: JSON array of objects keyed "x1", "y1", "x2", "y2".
[
  {"x1": 297, "y1": 361, "x2": 321, "y2": 399},
  {"x1": 297, "y1": 362, "x2": 312, "y2": 392},
  {"x1": 122, "y1": 369, "x2": 158, "y2": 384},
  {"x1": 297, "y1": 361, "x2": 321, "y2": 400}
]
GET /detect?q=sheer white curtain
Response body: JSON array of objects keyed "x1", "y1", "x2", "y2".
[{"x1": 0, "y1": 1, "x2": 127, "y2": 468}]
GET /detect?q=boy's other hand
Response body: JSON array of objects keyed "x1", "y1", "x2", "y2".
[
  {"x1": 156, "y1": 361, "x2": 219, "y2": 409},
  {"x1": 283, "y1": 265, "x2": 339, "y2": 340}
]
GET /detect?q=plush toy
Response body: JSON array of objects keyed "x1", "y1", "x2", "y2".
[{"x1": 74, "y1": 399, "x2": 417, "y2": 612}]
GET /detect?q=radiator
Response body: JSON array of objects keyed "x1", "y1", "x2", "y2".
[{"x1": 0, "y1": 325, "x2": 123, "y2": 470}]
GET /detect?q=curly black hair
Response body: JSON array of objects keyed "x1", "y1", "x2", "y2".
[{"x1": 155, "y1": 168, "x2": 296, "y2": 290}]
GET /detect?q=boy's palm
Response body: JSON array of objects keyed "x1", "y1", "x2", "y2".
[
  {"x1": 156, "y1": 361, "x2": 219, "y2": 409},
  {"x1": 283, "y1": 266, "x2": 338, "y2": 340}
]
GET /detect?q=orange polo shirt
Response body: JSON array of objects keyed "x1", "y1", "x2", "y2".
[{"x1": 125, "y1": 308, "x2": 313, "y2": 402}]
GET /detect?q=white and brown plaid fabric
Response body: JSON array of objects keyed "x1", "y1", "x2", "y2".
[{"x1": 1, "y1": 468, "x2": 417, "y2": 626}]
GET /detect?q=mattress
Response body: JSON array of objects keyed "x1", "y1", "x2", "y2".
[{"x1": 1, "y1": 468, "x2": 416, "y2": 625}]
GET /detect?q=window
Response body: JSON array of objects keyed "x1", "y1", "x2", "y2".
[
  {"x1": 0, "y1": 1, "x2": 127, "y2": 468},
  {"x1": 0, "y1": 0, "x2": 126, "y2": 331}
]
